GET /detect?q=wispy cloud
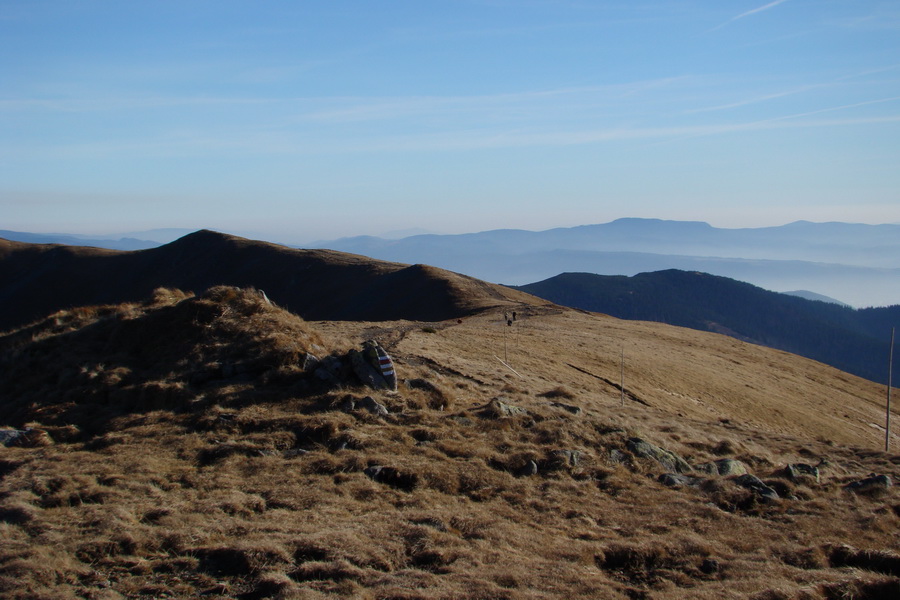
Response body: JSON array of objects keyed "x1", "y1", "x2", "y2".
[
  {"x1": 13, "y1": 109, "x2": 898, "y2": 161},
  {"x1": 0, "y1": 96, "x2": 276, "y2": 113},
  {"x1": 710, "y1": 0, "x2": 791, "y2": 31},
  {"x1": 757, "y1": 95, "x2": 900, "y2": 122},
  {"x1": 686, "y1": 85, "x2": 819, "y2": 114},
  {"x1": 732, "y1": 0, "x2": 792, "y2": 22}
]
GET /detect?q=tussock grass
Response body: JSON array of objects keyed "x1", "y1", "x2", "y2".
[{"x1": 0, "y1": 288, "x2": 898, "y2": 598}]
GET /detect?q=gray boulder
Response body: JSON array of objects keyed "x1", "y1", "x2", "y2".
[
  {"x1": 314, "y1": 356, "x2": 344, "y2": 383},
  {"x1": 608, "y1": 449, "x2": 629, "y2": 466},
  {"x1": 658, "y1": 473, "x2": 703, "y2": 488},
  {"x1": 300, "y1": 352, "x2": 320, "y2": 371},
  {"x1": 732, "y1": 474, "x2": 779, "y2": 501},
  {"x1": 358, "y1": 396, "x2": 389, "y2": 417},
  {"x1": 481, "y1": 398, "x2": 527, "y2": 419},
  {"x1": 350, "y1": 350, "x2": 389, "y2": 390},
  {"x1": 785, "y1": 463, "x2": 820, "y2": 483},
  {"x1": 626, "y1": 437, "x2": 693, "y2": 474},
  {"x1": 695, "y1": 458, "x2": 748, "y2": 477},
  {"x1": 845, "y1": 474, "x2": 891, "y2": 494},
  {"x1": 0, "y1": 429, "x2": 24, "y2": 446},
  {"x1": 515, "y1": 460, "x2": 539, "y2": 477},
  {"x1": 355, "y1": 340, "x2": 398, "y2": 391},
  {"x1": 339, "y1": 396, "x2": 389, "y2": 417}
]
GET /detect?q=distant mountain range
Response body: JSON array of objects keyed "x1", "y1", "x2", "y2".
[
  {"x1": 0, "y1": 228, "x2": 195, "y2": 250},
  {"x1": 6, "y1": 219, "x2": 900, "y2": 307},
  {"x1": 515, "y1": 270, "x2": 899, "y2": 385},
  {"x1": 313, "y1": 219, "x2": 900, "y2": 308}
]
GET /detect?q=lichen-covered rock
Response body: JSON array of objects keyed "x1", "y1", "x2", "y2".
[
  {"x1": 695, "y1": 458, "x2": 748, "y2": 477},
  {"x1": 481, "y1": 398, "x2": 527, "y2": 419},
  {"x1": 626, "y1": 437, "x2": 692, "y2": 474},
  {"x1": 785, "y1": 463, "x2": 820, "y2": 483},
  {"x1": 608, "y1": 449, "x2": 629, "y2": 465}
]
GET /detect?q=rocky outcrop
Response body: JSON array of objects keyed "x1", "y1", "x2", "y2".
[
  {"x1": 658, "y1": 473, "x2": 703, "y2": 488},
  {"x1": 844, "y1": 474, "x2": 891, "y2": 494},
  {"x1": 784, "y1": 463, "x2": 820, "y2": 483},
  {"x1": 732, "y1": 474, "x2": 779, "y2": 501},
  {"x1": 695, "y1": 458, "x2": 748, "y2": 477},
  {"x1": 626, "y1": 437, "x2": 692, "y2": 474},
  {"x1": 480, "y1": 398, "x2": 527, "y2": 419}
]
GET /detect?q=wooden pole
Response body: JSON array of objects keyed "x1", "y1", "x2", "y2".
[
  {"x1": 886, "y1": 327, "x2": 895, "y2": 453},
  {"x1": 620, "y1": 346, "x2": 625, "y2": 407}
]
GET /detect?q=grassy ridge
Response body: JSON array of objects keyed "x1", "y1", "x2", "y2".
[
  {"x1": 515, "y1": 270, "x2": 899, "y2": 384},
  {"x1": 1, "y1": 287, "x2": 899, "y2": 598}
]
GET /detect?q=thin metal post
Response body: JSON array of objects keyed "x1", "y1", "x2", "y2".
[
  {"x1": 620, "y1": 346, "x2": 625, "y2": 407},
  {"x1": 504, "y1": 323, "x2": 508, "y2": 364},
  {"x1": 886, "y1": 327, "x2": 895, "y2": 453}
]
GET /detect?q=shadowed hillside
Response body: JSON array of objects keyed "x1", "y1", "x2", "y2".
[
  {"x1": 1, "y1": 286, "x2": 899, "y2": 599},
  {"x1": 515, "y1": 270, "x2": 899, "y2": 385},
  {"x1": 0, "y1": 231, "x2": 533, "y2": 331}
]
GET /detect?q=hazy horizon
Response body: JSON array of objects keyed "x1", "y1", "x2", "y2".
[
  {"x1": 3, "y1": 1, "x2": 899, "y2": 240},
  {"x1": 6, "y1": 216, "x2": 900, "y2": 248}
]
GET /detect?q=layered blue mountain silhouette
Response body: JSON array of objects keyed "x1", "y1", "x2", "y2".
[{"x1": 315, "y1": 219, "x2": 900, "y2": 308}]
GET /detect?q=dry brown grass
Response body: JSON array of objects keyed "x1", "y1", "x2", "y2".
[{"x1": 0, "y1": 288, "x2": 898, "y2": 598}]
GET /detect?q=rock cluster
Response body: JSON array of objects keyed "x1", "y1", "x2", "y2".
[{"x1": 307, "y1": 340, "x2": 398, "y2": 392}]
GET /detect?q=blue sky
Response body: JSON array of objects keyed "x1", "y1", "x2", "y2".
[{"x1": 2, "y1": 0, "x2": 899, "y2": 242}]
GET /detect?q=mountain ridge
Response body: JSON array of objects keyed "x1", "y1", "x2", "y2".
[
  {"x1": 0, "y1": 230, "x2": 535, "y2": 332},
  {"x1": 8, "y1": 219, "x2": 900, "y2": 306},
  {"x1": 515, "y1": 270, "x2": 898, "y2": 385}
]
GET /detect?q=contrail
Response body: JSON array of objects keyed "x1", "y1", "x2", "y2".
[
  {"x1": 710, "y1": 0, "x2": 791, "y2": 31},
  {"x1": 732, "y1": 0, "x2": 791, "y2": 22}
]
